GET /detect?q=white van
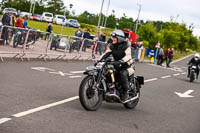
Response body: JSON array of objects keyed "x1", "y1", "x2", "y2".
[
  {"x1": 53, "y1": 15, "x2": 66, "y2": 25},
  {"x1": 42, "y1": 12, "x2": 53, "y2": 22}
]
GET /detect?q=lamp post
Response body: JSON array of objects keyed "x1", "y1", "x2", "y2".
[
  {"x1": 29, "y1": 0, "x2": 33, "y2": 15},
  {"x1": 69, "y1": 4, "x2": 73, "y2": 16},
  {"x1": 104, "y1": 0, "x2": 110, "y2": 28},
  {"x1": 97, "y1": 0, "x2": 104, "y2": 34},
  {"x1": 61, "y1": 7, "x2": 67, "y2": 35},
  {"x1": 135, "y1": 4, "x2": 141, "y2": 34}
]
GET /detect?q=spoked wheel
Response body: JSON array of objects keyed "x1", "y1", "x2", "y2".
[
  {"x1": 13, "y1": 35, "x2": 18, "y2": 48},
  {"x1": 124, "y1": 80, "x2": 140, "y2": 109},
  {"x1": 79, "y1": 76, "x2": 103, "y2": 111},
  {"x1": 190, "y1": 71, "x2": 195, "y2": 82}
]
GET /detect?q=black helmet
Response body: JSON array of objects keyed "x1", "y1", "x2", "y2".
[{"x1": 110, "y1": 30, "x2": 125, "y2": 43}]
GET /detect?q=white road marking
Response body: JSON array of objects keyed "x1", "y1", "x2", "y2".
[
  {"x1": 161, "y1": 75, "x2": 171, "y2": 79},
  {"x1": 174, "y1": 90, "x2": 194, "y2": 98},
  {"x1": 181, "y1": 72, "x2": 186, "y2": 75},
  {"x1": 31, "y1": 67, "x2": 56, "y2": 72},
  {"x1": 144, "y1": 78, "x2": 158, "y2": 83},
  {"x1": 12, "y1": 96, "x2": 79, "y2": 118},
  {"x1": 49, "y1": 71, "x2": 74, "y2": 76},
  {"x1": 0, "y1": 118, "x2": 12, "y2": 124},
  {"x1": 70, "y1": 71, "x2": 85, "y2": 74},
  {"x1": 69, "y1": 76, "x2": 82, "y2": 78},
  {"x1": 173, "y1": 73, "x2": 180, "y2": 76}
]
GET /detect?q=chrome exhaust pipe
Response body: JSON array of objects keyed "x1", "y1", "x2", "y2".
[{"x1": 106, "y1": 93, "x2": 139, "y2": 103}]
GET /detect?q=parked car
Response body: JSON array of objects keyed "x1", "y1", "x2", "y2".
[
  {"x1": 30, "y1": 14, "x2": 42, "y2": 21},
  {"x1": 3, "y1": 8, "x2": 18, "y2": 16},
  {"x1": 66, "y1": 19, "x2": 80, "y2": 28},
  {"x1": 42, "y1": 12, "x2": 53, "y2": 23},
  {"x1": 53, "y1": 15, "x2": 66, "y2": 25},
  {"x1": 20, "y1": 11, "x2": 31, "y2": 18}
]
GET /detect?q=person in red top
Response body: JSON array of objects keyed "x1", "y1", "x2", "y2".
[
  {"x1": 15, "y1": 16, "x2": 23, "y2": 28},
  {"x1": 165, "y1": 48, "x2": 170, "y2": 67}
]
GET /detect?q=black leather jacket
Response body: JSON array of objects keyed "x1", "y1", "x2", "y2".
[{"x1": 99, "y1": 41, "x2": 135, "y2": 75}]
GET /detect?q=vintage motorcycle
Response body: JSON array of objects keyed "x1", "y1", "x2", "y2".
[
  {"x1": 188, "y1": 65, "x2": 199, "y2": 82},
  {"x1": 79, "y1": 58, "x2": 144, "y2": 111}
]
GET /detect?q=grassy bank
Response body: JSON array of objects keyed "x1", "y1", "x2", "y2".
[{"x1": 27, "y1": 20, "x2": 113, "y2": 36}]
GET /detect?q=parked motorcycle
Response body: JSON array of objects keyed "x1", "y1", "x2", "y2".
[
  {"x1": 50, "y1": 34, "x2": 60, "y2": 50},
  {"x1": 188, "y1": 65, "x2": 198, "y2": 82},
  {"x1": 69, "y1": 38, "x2": 81, "y2": 53},
  {"x1": 13, "y1": 28, "x2": 36, "y2": 48},
  {"x1": 79, "y1": 58, "x2": 144, "y2": 111}
]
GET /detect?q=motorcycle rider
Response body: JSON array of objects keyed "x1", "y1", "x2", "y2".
[
  {"x1": 98, "y1": 30, "x2": 135, "y2": 101},
  {"x1": 187, "y1": 53, "x2": 200, "y2": 79}
]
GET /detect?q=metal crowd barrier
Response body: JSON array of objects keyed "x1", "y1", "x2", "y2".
[{"x1": 0, "y1": 25, "x2": 108, "y2": 61}]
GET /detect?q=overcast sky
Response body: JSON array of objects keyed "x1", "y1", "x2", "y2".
[{"x1": 64, "y1": 0, "x2": 200, "y2": 36}]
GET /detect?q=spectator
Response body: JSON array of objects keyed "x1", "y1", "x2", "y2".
[
  {"x1": 165, "y1": 48, "x2": 170, "y2": 67},
  {"x1": 1, "y1": 13, "x2": 11, "y2": 45},
  {"x1": 167, "y1": 48, "x2": 174, "y2": 67},
  {"x1": 45, "y1": 23, "x2": 53, "y2": 40},
  {"x1": 83, "y1": 29, "x2": 91, "y2": 52},
  {"x1": 135, "y1": 42, "x2": 140, "y2": 61},
  {"x1": 75, "y1": 27, "x2": 82, "y2": 38},
  {"x1": 137, "y1": 42, "x2": 144, "y2": 62},
  {"x1": 131, "y1": 42, "x2": 137, "y2": 59},
  {"x1": 23, "y1": 17, "x2": 28, "y2": 28},
  {"x1": 157, "y1": 46, "x2": 165, "y2": 65},
  {"x1": 15, "y1": 16, "x2": 23, "y2": 28},
  {"x1": 98, "y1": 33, "x2": 106, "y2": 55},
  {"x1": 10, "y1": 13, "x2": 16, "y2": 26}
]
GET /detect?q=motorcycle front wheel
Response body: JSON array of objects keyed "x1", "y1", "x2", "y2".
[
  {"x1": 190, "y1": 71, "x2": 195, "y2": 82},
  {"x1": 79, "y1": 75, "x2": 103, "y2": 111},
  {"x1": 13, "y1": 35, "x2": 18, "y2": 48}
]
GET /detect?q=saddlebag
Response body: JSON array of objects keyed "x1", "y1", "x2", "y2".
[{"x1": 136, "y1": 76, "x2": 144, "y2": 85}]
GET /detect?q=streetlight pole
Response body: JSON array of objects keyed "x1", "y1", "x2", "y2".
[
  {"x1": 135, "y1": 4, "x2": 141, "y2": 34},
  {"x1": 104, "y1": 0, "x2": 110, "y2": 28},
  {"x1": 32, "y1": 0, "x2": 36, "y2": 15},
  {"x1": 61, "y1": 7, "x2": 66, "y2": 35},
  {"x1": 29, "y1": 0, "x2": 33, "y2": 15},
  {"x1": 97, "y1": 0, "x2": 104, "y2": 34}
]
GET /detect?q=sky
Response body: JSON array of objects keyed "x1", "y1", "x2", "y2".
[{"x1": 64, "y1": 0, "x2": 200, "y2": 37}]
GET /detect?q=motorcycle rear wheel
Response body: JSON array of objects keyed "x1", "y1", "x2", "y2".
[{"x1": 79, "y1": 75, "x2": 103, "y2": 111}]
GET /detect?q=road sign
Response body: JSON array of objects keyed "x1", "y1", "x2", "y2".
[{"x1": 155, "y1": 42, "x2": 160, "y2": 48}]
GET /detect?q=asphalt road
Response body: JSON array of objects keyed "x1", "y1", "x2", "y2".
[{"x1": 0, "y1": 57, "x2": 199, "y2": 133}]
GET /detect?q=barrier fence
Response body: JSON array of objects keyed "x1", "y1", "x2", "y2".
[
  {"x1": 0, "y1": 25, "x2": 107, "y2": 61},
  {"x1": 0, "y1": 25, "x2": 145, "y2": 62}
]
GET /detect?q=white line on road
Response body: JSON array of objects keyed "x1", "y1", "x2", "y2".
[
  {"x1": 173, "y1": 73, "x2": 180, "y2": 76},
  {"x1": 144, "y1": 78, "x2": 158, "y2": 83},
  {"x1": 70, "y1": 71, "x2": 85, "y2": 74},
  {"x1": 181, "y1": 72, "x2": 186, "y2": 75},
  {"x1": 12, "y1": 96, "x2": 79, "y2": 118},
  {"x1": 0, "y1": 118, "x2": 12, "y2": 124},
  {"x1": 69, "y1": 76, "x2": 82, "y2": 78},
  {"x1": 161, "y1": 75, "x2": 171, "y2": 79}
]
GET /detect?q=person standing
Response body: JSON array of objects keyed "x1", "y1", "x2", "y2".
[
  {"x1": 15, "y1": 16, "x2": 23, "y2": 28},
  {"x1": 157, "y1": 46, "x2": 165, "y2": 65},
  {"x1": 75, "y1": 27, "x2": 82, "y2": 38},
  {"x1": 45, "y1": 23, "x2": 53, "y2": 40},
  {"x1": 23, "y1": 17, "x2": 28, "y2": 28},
  {"x1": 167, "y1": 48, "x2": 174, "y2": 67},
  {"x1": 1, "y1": 13, "x2": 11, "y2": 45},
  {"x1": 98, "y1": 33, "x2": 106, "y2": 55},
  {"x1": 83, "y1": 29, "x2": 91, "y2": 52},
  {"x1": 165, "y1": 48, "x2": 170, "y2": 67},
  {"x1": 137, "y1": 42, "x2": 144, "y2": 62}
]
